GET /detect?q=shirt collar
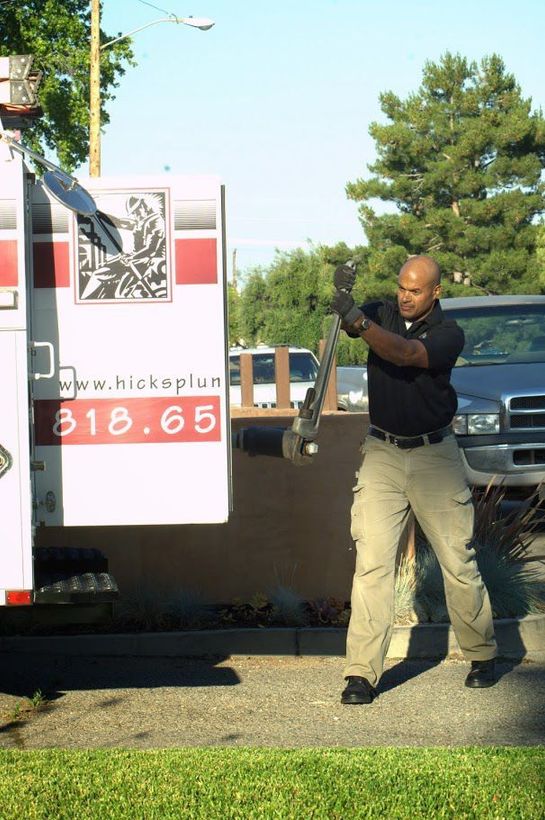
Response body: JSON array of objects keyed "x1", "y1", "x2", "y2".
[{"x1": 395, "y1": 299, "x2": 444, "y2": 330}]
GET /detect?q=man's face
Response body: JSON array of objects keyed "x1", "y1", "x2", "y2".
[
  {"x1": 134, "y1": 203, "x2": 148, "y2": 221},
  {"x1": 397, "y1": 265, "x2": 441, "y2": 322}
]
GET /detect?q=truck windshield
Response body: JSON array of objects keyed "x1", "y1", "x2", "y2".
[
  {"x1": 443, "y1": 304, "x2": 545, "y2": 366},
  {"x1": 229, "y1": 352, "x2": 318, "y2": 385}
]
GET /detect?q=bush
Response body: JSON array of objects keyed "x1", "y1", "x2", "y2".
[
  {"x1": 396, "y1": 484, "x2": 545, "y2": 623},
  {"x1": 114, "y1": 585, "x2": 213, "y2": 631}
]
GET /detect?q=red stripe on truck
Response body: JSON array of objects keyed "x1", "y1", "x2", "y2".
[
  {"x1": 0, "y1": 240, "x2": 18, "y2": 286},
  {"x1": 33, "y1": 241, "x2": 70, "y2": 288},
  {"x1": 175, "y1": 238, "x2": 217, "y2": 284},
  {"x1": 34, "y1": 396, "x2": 221, "y2": 445}
]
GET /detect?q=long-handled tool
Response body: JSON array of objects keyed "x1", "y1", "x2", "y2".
[{"x1": 234, "y1": 260, "x2": 357, "y2": 464}]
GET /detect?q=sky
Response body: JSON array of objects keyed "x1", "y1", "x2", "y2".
[{"x1": 95, "y1": 0, "x2": 545, "y2": 279}]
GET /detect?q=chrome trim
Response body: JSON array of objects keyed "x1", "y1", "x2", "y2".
[
  {"x1": 500, "y1": 388, "x2": 545, "y2": 432},
  {"x1": 464, "y1": 441, "x2": 545, "y2": 475}
]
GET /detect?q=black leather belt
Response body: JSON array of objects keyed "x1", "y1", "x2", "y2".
[{"x1": 368, "y1": 425, "x2": 453, "y2": 449}]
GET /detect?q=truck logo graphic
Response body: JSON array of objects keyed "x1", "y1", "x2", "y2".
[
  {"x1": 0, "y1": 444, "x2": 13, "y2": 479},
  {"x1": 76, "y1": 190, "x2": 170, "y2": 303}
]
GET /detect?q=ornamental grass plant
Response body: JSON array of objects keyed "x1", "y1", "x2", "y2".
[
  {"x1": 395, "y1": 483, "x2": 545, "y2": 624},
  {"x1": 115, "y1": 584, "x2": 214, "y2": 631}
]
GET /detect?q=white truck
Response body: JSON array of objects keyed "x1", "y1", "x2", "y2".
[{"x1": 1, "y1": 138, "x2": 232, "y2": 609}]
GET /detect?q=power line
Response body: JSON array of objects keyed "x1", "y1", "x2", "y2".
[{"x1": 134, "y1": 0, "x2": 175, "y2": 17}]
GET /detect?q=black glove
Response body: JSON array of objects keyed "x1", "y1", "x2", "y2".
[
  {"x1": 330, "y1": 291, "x2": 363, "y2": 326},
  {"x1": 333, "y1": 264, "x2": 357, "y2": 292}
]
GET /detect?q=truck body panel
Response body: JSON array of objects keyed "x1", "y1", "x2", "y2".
[
  {"x1": 29, "y1": 175, "x2": 230, "y2": 526},
  {"x1": 0, "y1": 153, "x2": 33, "y2": 598},
  {"x1": 0, "y1": 153, "x2": 230, "y2": 604}
]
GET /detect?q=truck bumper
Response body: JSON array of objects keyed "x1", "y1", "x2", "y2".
[{"x1": 459, "y1": 443, "x2": 545, "y2": 490}]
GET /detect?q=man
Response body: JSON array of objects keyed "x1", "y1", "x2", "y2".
[{"x1": 330, "y1": 255, "x2": 497, "y2": 705}]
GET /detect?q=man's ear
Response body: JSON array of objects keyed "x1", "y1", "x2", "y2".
[{"x1": 434, "y1": 283, "x2": 442, "y2": 298}]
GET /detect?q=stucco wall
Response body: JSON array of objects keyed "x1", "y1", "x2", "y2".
[{"x1": 35, "y1": 413, "x2": 369, "y2": 604}]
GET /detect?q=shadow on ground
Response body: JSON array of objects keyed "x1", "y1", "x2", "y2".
[
  {"x1": 378, "y1": 618, "x2": 527, "y2": 695},
  {"x1": 0, "y1": 653, "x2": 239, "y2": 703}
]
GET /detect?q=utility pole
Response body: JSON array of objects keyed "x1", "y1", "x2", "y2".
[
  {"x1": 89, "y1": 0, "x2": 101, "y2": 177},
  {"x1": 87, "y1": 8, "x2": 214, "y2": 177}
]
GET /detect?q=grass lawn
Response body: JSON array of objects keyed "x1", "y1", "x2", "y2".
[{"x1": 0, "y1": 747, "x2": 543, "y2": 818}]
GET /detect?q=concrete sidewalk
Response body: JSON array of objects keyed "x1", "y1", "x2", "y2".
[{"x1": 0, "y1": 652, "x2": 544, "y2": 749}]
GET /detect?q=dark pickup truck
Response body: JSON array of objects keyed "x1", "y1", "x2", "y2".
[
  {"x1": 337, "y1": 295, "x2": 545, "y2": 498},
  {"x1": 444, "y1": 295, "x2": 545, "y2": 497}
]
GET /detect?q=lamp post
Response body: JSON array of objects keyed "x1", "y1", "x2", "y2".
[{"x1": 89, "y1": 3, "x2": 214, "y2": 177}]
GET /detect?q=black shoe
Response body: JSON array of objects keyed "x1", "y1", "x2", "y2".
[
  {"x1": 341, "y1": 676, "x2": 377, "y2": 705},
  {"x1": 465, "y1": 659, "x2": 497, "y2": 688}
]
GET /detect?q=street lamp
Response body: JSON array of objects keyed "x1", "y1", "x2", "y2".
[
  {"x1": 89, "y1": 2, "x2": 214, "y2": 177},
  {"x1": 101, "y1": 16, "x2": 215, "y2": 49}
]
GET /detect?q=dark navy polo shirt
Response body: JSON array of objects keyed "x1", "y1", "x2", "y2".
[{"x1": 360, "y1": 299, "x2": 464, "y2": 436}]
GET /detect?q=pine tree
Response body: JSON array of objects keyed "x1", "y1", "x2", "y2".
[{"x1": 346, "y1": 53, "x2": 545, "y2": 294}]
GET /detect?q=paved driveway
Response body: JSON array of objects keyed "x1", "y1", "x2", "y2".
[{"x1": 1, "y1": 654, "x2": 544, "y2": 749}]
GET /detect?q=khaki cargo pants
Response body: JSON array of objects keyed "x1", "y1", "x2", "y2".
[{"x1": 344, "y1": 432, "x2": 496, "y2": 686}]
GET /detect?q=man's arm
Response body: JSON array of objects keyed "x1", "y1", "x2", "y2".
[
  {"x1": 347, "y1": 315, "x2": 429, "y2": 368},
  {"x1": 330, "y1": 265, "x2": 429, "y2": 369},
  {"x1": 127, "y1": 223, "x2": 165, "y2": 263}
]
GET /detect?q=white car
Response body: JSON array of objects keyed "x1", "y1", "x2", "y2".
[
  {"x1": 336, "y1": 365, "x2": 369, "y2": 413},
  {"x1": 229, "y1": 346, "x2": 319, "y2": 409}
]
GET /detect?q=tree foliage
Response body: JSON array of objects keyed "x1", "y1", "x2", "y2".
[
  {"x1": 227, "y1": 282, "x2": 243, "y2": 347},
  {"x1": 235, "y1": 243, "x2": 370, "y2": 365},
  {"x1": 0, "y1": 0, "x2": 134, "y2": 170},
  {"x1": 347, "y1": 53, "x2": 545, "y2": 294},
  {"x1": 536, "y1": 224, "x2": 545, "y2": 292}
]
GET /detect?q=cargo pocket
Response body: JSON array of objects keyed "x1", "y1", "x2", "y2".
[
  {"x1": 350, "y1": 482, "x2": 366, "y2": 542},
  {"x1": 447, "y1": 486, "x2": 475, "y2": 544}
]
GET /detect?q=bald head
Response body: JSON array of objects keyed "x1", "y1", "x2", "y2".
[
  {"x1": 399, "y1": 255, "x2": 441, "y2": 288},
  {"x1": 397, "y1": 255, "x2": 442, "y2": 322}
]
